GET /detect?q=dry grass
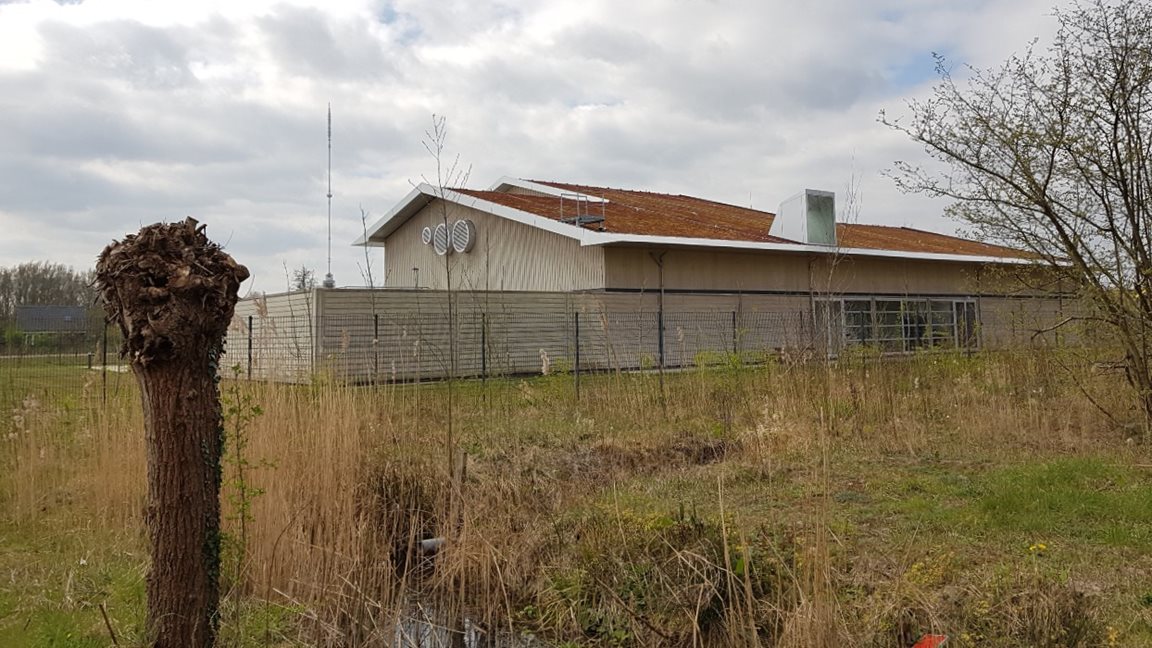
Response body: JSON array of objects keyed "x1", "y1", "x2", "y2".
[{"x1": 3, "y1": 346, "x2": 1152, "y2": 646}]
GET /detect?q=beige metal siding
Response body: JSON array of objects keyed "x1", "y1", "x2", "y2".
[
  {"x1": 604, "y1": 247, "x2": 812, "y2": 292},
  {"x1": 304, "y1": 289, "x2": 815, "y2": 380},
  {"x1": 231, "y1": 287, "x2": 1072, "y2": 382},
  {"x1": 228, "y1": 291, "x2": 317, "y2": 382},
  {"x1": 603, "y1": 247, "x2": 1005, "y2": 295},
  {"x1": 383, "y1": 200, "x2": 605, "y2": 292},
  {"x1": 980, "y1": 296, "x2": 1070, "y2": 348},
  {"x1": 822, "y1": 257, "x2": 979, "y2": 295},
  {"x1": 311, "y1": 289, "x2": 579, "y2": 381}
]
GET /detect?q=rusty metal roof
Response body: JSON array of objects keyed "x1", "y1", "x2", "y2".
[
  {"x1": 454, "y1": 187, "x2": 793, "y2": 243},
  {"x1": 834, "y1": 223, "x2": 1030, "y2": 258},
  {"x1": 453, "y1": 180, "x2": 1032, "y2": 259}
]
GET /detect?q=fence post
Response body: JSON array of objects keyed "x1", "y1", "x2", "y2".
[
  {"x1": 246, "y1": 315, "x2": 253, "y2": 380},
  {"x1": 574, "y1": 311, "x2": 580, "y2": 400},
  {"x1": 657, "y1": 310, "x2": 665, "y2": 369},
  {"x1": 732, "y1": 311, "x2": 738, "y2": 356},
  {"x1": 102, "y1": 323, "x2": 109, "y2": 404},
  {"x1": 798, "y1": 310, "x2": 806, "y2": 352},
  {"x1": 481, "y1": 312, "x2": 487, "y2": 380},
  {"x1": 373, "y1": 313, "x2": 380, "y2": 385}
]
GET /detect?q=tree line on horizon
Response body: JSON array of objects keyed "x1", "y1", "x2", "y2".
[{"x1": 0, "y1": 261, "x2": 97, "y2": 325}]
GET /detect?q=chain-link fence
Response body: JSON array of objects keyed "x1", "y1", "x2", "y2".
[
  {"x1": 0, "y1": 315, "x2": 128, "y2": 412},
  {"x1": 227, "y1": 309, "x2": 815, "y2": 384}
]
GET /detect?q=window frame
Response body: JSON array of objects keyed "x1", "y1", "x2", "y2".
[{"x1": 814, "y1": 295, "x2": 981, "y2": 353}]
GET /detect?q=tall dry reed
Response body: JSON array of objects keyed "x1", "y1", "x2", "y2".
[{"x1": 1, "y1": 344, "x2": 1136, "y2": 646}]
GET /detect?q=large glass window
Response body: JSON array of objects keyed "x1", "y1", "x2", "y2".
[
  {"x1": 819, "y1": 297, "x2": 979, "y2": 352},
  {"x1": 843, "y1": 300, "x2": 873, "y2": 344},
  {"x1": 955, "y1": 301, "x2": 979, "y2": 348}
]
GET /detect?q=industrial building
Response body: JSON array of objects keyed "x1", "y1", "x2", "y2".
[{"x1": 230, "y1": 178, "x2": 1068, "y2": 381}]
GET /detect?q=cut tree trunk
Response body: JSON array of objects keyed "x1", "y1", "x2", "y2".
[{"x1": 95, "y1": 218, "x2": 249, "y2": 648}]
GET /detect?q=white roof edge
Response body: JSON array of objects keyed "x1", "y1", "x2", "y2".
[
  {"x1": 487, "y1": 177, "x2": 609, "y2": 203},
  {"x1": 351, "y1": 183, "x2": 435, "y2": 246},
  {"x1": 439, "y1": 187, "x2": 602, "y2": 243},
  {"x1": 354, "y1": 181, "x2": 605, "y2": 247},
  {"x1": 585, "y1": 233, "x2": 1036, "y2": 265}
]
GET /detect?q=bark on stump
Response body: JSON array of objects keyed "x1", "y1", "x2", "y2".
[{"x1": 95, "y1": 218, "x2": 249, "y2": 648}]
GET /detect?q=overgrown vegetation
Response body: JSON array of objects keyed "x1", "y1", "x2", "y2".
[
  {"x1": 884, "y1": 0, "x2": 1152, "y2": 434},
  {"x1": 2, "y1": 345, "x2": 1151, "y2": 646}
]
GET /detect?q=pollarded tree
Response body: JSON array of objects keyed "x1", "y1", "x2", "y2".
[
  {"x1": 96, "y1": 218, "x2": 248, "y2": 647},
  {"x1": 882, "y1": 0, "x2": 1152, "y2": 431}
]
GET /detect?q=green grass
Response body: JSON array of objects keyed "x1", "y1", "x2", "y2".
[
  {"x1": 4, "y1": 348, "x2": 1152, "y2": 645},
  {"x1": 0, "y1": 516, "x2": 147, "y2": 648},
  {"x1": 976, "y1": 457, "x2": 1152, "y2": 546}
]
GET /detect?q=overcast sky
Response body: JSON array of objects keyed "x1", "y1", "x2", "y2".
[{"x1": 0, "y1": 0, "x2": 1066, "y2": 294}]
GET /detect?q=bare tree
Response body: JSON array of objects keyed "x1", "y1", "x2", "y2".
[
  {"x1": 882, "y1": 0, "x2": 1152, "y2": 430},
  {"x1": 95, "y1": 218, "x2": 249, "y2": 647},
  {"x1": 291, "y1": 265, "x2": 316, "y2": 292},
  {"x1": 0, "y1": 261, "x2": 96, "y2": 323},
  {"x1": 420, "y1": 114, "x2": 471, "y2": 475}
]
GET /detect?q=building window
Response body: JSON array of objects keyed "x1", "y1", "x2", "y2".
[{"x1": 817, "y1": 296, "x2": 980, "y2": 352}]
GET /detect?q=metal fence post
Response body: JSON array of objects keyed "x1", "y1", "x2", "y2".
[
  {"x1": 732, "y1": 311, "x2": 738, "y2": 356},
  {"x1": 102, "y1": 323, "x2": 109, "y2": 404},
  {"x1": 480, "y1": 312, "x2": 487, "y2": 380},
  {"x1": 373, "y1": 313, "x2": 380, "y2": 385},
  {"x1": 574, "y1": 311, "x2": 580, "y2": 400},
  {"x1": 246, "y1": 315, "x2": 253, "y2": 380},
  {"x1": 657, "y1": 310, "x2": 665, "y2": 369}
]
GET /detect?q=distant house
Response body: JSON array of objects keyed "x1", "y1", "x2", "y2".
[
  {"x1": 233, "y1": 177, "x2": 1070, "y2": 382},
  {"x1": 14, "y1": 305, "x2": 89, "y2": 333}
]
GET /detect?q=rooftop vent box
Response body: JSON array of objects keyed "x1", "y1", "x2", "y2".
[{"x1": 770, "y1": 189, "x2": 837, "y2": 246}]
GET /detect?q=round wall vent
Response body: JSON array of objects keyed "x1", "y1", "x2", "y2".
[
  {"x1": 420, "y1": 226, "x2": 432, "y2": 245},
  {"x1": 432, "y1": 223, "x2": 451, "y2": 256},
  {"x1": 451, "y1": 219, "x2": 476, "y2": 253}
]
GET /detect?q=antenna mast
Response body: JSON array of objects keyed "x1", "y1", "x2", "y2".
[{"x1": 322, "y1": 103, "x2": 335, "y2": 288}]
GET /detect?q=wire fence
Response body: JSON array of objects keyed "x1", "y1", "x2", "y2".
[
  {"x1": 228, "y1": 310, "x2": 816, "y2": 384},
  {"x1": 1, "y1": 308, "x2": 817, "y2": 413},
  {"x1": 1, "y1": 304, "x2": 1077, "y2": 411},
  {"x1": 0, "y1": 315, "x2": 129, "y2": 414}
]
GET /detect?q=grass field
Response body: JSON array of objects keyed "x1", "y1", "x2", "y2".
[{"x1": 2, "y1": 347, "x2": 1151, "y2": 646}]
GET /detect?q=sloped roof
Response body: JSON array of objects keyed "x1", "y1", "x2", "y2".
[
  {"x1": 835, "y1": 223, "x2": 1029, "y2": 258},
  {"x1": 500, "y1": 180, "x2": 1031, "y2": 259},
  {"x1": 452, "y1": 188, "x2": 793, "y2": 243},
  {"x1": 355, "y1": 178, "x2": 1035, "y2": 264}
]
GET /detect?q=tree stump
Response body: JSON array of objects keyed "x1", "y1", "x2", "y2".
[{"x1": 95, "y1": 218, "x2": 249, "y2": 647}]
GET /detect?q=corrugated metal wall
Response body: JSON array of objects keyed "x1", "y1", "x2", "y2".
[
  {"x1": 229, "y1": 288, "x2": 1073, "y2": 383},
  {"x1": 232, "y1": 289, "x2": 813, "y2": 383},
  {"x1": 228, "y1": 291, "x2": 317, "y2": 382},
  {"x1": 383, "y1": 200, "x2": 605, "y2": 292}
]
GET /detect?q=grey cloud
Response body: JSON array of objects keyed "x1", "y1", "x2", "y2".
[
  {"x1": 554, "y1": 24, "x2": 658, "y2": 65},
  {"x1": 259, "y1": 6, "x2": 398, "y2": 80},
  {"x1": 39, "y1": 20, "x2": 197, "y2": 90},
  {"x1": 460, "y1": 58, "x2": 592, "y2": 107},
  {"x1": 0, "y1": 159, "x2": 134, "y2": 214},
  {"x1": 0, "y1": 0, "x2": 1052, "y2": 292}
]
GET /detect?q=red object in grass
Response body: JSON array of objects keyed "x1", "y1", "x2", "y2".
[{"x1": 912, "y1": 635, "x2": 948, "y2": 648}]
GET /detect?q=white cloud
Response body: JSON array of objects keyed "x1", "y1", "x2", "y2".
[{"x1": 0, "y1": 0, "x2": 1074, "y2": 292}]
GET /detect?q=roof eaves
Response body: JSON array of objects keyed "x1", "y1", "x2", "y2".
[
  {"x1": 585, "y1": 233, "x2": 1038, "y2": 265},
  {"x1": 355, "y1": 182, "x2": 606, "y2": 247},
  {"x1": 352, "y1": 184, "x2": 435, "y2": 246}
]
